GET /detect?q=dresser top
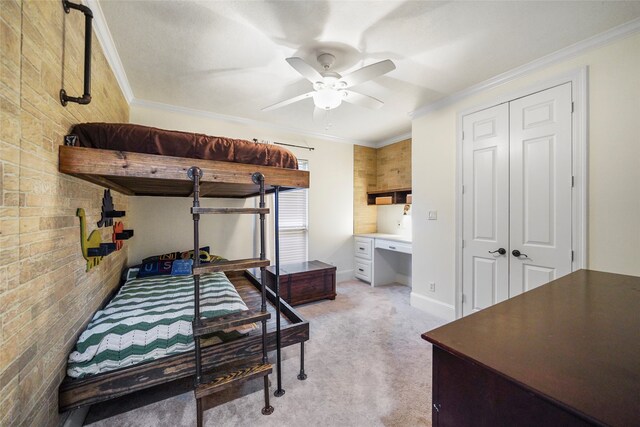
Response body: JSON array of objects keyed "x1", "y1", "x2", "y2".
[{"x1": 422, "y1": 269, "x2": 640, "y2": 426}]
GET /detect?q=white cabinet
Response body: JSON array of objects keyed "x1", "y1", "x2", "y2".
[
  {"x1": 354, "y1": 235, "x2": 412, "y2": 286},
  {"x1": 354, "y1": 237, "x2": 373, "y2": 283},
  {"x1": 354, "y1": 258, "x2": 372, "y2": 282},
  {"x1": 354, "y1": 237, "x2": 373, "y2": 260},
  {"x1": 375, "y1": 239, "x2": 412, "y2": 255}
]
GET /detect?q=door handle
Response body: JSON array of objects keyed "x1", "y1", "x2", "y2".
[
  {"x1": 488, "y1": 248, "x2": 506, "y2": 255},
  {"x1": 512, "y1": 249, "x2": 529, "y2": 258}
]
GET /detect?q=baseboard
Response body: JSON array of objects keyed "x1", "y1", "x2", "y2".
[
  {"x1": 410, "y1": 292, "x2": 456, "y2": 322},
  {"x1": 337, "y1": 269, "x2": 354, "y2": 283}
]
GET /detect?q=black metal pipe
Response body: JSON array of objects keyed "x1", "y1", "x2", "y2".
[
  {"x1": 189, "y1": 167, "x2": 202, "y2": 386},
  {"x1": 252, "y1": 173, "x2": 269, "y2": 366},
  {"x1": 273, "y1": 186, "x2": 285, "y2": 397},
  {"x1": 297, "y1": 341, "x2": 307, "y2": 380},
  {"x1": 252, "y1": 138, "x2": 314, "y2": 151},
  {"x1": 261, "y1": 376, "x2": 274, "y2": 415},
  {"x1": 60, "y1": 0, "x2": 93, "y2": 106},
  {"x1": 252, "y1": 173, "x2": 273, "y2": 414},
  {"x1": 196, "y1": 398, "x2": 203, "y2": 427}
]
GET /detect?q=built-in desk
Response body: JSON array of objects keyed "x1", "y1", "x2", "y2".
[{"x1": 354, "y1": 234, "x2": 412, "y2": 286}]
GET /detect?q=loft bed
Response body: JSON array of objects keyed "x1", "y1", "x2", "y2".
[
  {"x1": 59, "y1": 123, "x2": 308, "y2": 198},
  {"x1": 57, "y1": 123, "x2": 311, "y2": 414}
]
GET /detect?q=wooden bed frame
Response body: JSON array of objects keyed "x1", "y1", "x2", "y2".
[
  {"x1": 57, "y1": 144, "x2": 311, "y2": 412},
  {"x1": 59, "y1": 145, "x2": 309, "y2": 197},
  {"x1": 58, "y1": 271, "x2": 309, "y2": 411}
]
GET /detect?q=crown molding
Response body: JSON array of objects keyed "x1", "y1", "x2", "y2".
[
  {"x1": 84, "y1": 0, "x2": 134, "y2": 102},
  {"x1": 130, "y1": 99, "x2": 377, "y2": 147},
  {"x1": 376, "y1": 132, "x2": 412, "y2": 148},
  {"x1": 411, "y1": 17, "x2": 640, "y2": 119}
]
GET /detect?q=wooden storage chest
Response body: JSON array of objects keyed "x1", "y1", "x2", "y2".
[{"x1": 265, "y1": 260, "x2": 336, "y2": 306}]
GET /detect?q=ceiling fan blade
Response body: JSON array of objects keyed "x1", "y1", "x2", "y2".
[
  {"x1": 339, "y1": 59, "x2": 396, "y2": 88},
  {"x1": 286, "y1": 57, "x2": 324, "y2": 83},
  {"x1": 262, "y1": 92, "x2": 314, "y2": 112},
  {"x1": 342, "y1": 90, "x2": 384, "y2": 109}
]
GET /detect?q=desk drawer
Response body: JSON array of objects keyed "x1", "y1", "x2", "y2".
[
  {"x1": 355, "y1": 259, "x2": 372, "y2": 282},
  {"x1": 355, "y1": 237, "x2": 373, "y2": 260},
  {"x1": 375, "y1": 239, "x2": 412, "y2": 254}
]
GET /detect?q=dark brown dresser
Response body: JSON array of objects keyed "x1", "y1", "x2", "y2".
[
  {"x1": 422, "y1": 270, "x2": 640, "y2": 427},
  {"x1": 264, "y1": 260, "x2": 336, "y2": 306}
]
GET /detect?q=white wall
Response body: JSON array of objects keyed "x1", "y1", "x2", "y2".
[
  {"x1": 411, "y1": 32, "x2": 640, "y2": 320},
  {"x1": 128, "y1": 104, "x2": 355, "y2": 280},
  {"x1": 377, "y1": 204, "x2": 412, "y2": 238}
]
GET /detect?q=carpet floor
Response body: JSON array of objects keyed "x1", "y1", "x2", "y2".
[{"x1": 84, "y1": 280, "x2": 445, "y2": 426}]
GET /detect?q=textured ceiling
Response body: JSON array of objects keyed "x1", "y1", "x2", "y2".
[{"x1": 99, "y1": 1, "x2": 640, "y2": 143}]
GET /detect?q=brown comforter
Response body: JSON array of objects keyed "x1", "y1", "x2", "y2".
[{"x1": 70, "y1": 123, "x2": 299, "y2": 169}]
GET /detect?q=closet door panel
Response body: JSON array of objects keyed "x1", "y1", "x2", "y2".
[
  {"x1": 462, "y1": 103, "x2": 510, "y2": 316},
  {"x1": 509, "y1": 83, "x2": 573, "y2": 296}
]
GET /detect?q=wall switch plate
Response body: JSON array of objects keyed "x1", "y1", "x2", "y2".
[
  {"x1": 428, "y1": 211, "x2": 438, "y2": 220},
  {"x1": 429, "y1": 282, "x2": 436, "y2": 292}
]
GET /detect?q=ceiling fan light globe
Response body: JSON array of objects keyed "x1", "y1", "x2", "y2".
[{"x1": 313, "y1": 89, "x2": 342, "y2": 110}]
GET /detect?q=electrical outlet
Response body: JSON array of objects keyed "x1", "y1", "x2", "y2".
[{"x1": 429, "y1": 282, "x2": 436, "y2": 292}]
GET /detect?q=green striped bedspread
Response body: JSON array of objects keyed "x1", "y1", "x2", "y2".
[{"x1": 67, "y1": 272, "x2": 251, "y2": 379}]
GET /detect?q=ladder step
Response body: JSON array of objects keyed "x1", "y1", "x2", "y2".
[
  {"x1": 193, "y1": 309, "x2": 270, "y2": 337},
  {"x1": 193, "y1": 258, "x2": 270, "y2": 275},
  {"x1": 191, "y1": 207, "x2": 269, "y2": 215},
  {"x1": 195, "y1": 360, "x2": 272, "y2": 399}
]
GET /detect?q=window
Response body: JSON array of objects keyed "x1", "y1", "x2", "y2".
[{"x1": 278, "y1": 159, "x2": 308, "y2": 264}]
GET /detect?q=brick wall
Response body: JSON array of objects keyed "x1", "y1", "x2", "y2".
[
  {"x1": 353, "y1": 140, "x2": 411, "y2": 234},
  {"x1": 0, "y1": 1, "x2": 129, "y2": 426}
]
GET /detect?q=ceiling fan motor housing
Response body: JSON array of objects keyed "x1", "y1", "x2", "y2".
[{"x1": 317, "y1": 52, "x2": 336, "y2": 70}]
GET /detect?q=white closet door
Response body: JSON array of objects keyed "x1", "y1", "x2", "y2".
[
  {"x1": 509, "y1": 83, "x2": 573, "y2": 295},
  {"x1": 462, "y1": 103, "x2": 510, "y2": 316}
]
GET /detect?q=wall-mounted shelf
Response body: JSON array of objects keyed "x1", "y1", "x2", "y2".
[{"x1": 367, "y1": 188, "x2": 412, "y2": 205}]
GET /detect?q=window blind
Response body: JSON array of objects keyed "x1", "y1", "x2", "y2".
[{"x1": 278, "y1": 160, "x2": 308, "y2": 264}]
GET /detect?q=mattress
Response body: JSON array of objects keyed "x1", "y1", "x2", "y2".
[
  {"x1": 67, "y1": 272, "x2": 254, "y2": 379},
  {"x1": 69, "y1": 122, "x2": 299, "y2": 169}
]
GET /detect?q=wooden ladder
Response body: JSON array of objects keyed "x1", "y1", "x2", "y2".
[{"x1": 189, "y1": 167, "x2": 275, "y2": 427}]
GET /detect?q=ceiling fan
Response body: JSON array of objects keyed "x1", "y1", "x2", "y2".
[{"x1": 262, "y1": 53, "x2": 396, "y2": 118}]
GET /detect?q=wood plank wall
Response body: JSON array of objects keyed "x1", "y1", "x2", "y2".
[
  {"x1": 376, "y1": 139, "x2": 411, "y2": 191},
  {"x1": 353, "y1": 139, "x2": 411, "y2": 234},
  {"x1": 353, "y1": 145, "x2": 377, "y2": 234},
  {"x1": 0, "y1": 2, "x2": 129, "y2": 425}
]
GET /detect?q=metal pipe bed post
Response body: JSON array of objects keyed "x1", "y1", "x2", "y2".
[
  {"x1": 188, "y1": 166, "x2": 204, "y2": 427},
  {"x1": 252, "y1": 172, "x2": 274, "y2": 415},
  {"x1": 273, "y1": 186, "x2": 285, "y2": 397},
  {"x1": 298, "y1": 341, "x2": 307, "y2": 380}
]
